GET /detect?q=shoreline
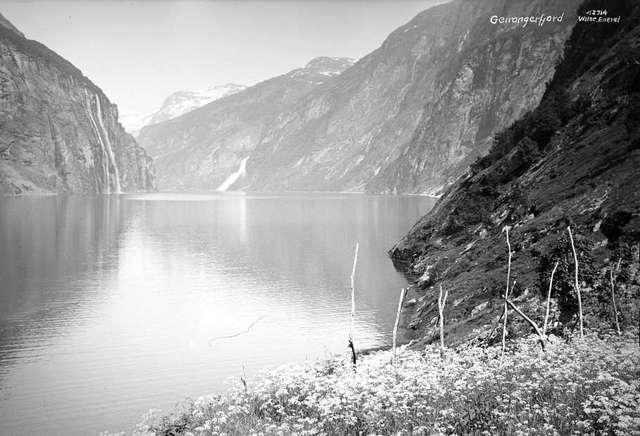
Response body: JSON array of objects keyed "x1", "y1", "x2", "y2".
[{"x1": 0, "y1": 189, "x2": 443, "y2": 199}]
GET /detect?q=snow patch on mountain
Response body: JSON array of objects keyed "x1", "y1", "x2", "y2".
[
  {"x1": 150, "y1": 83, "x2": 246, "y2": 125},
  {"x1": 121, "y1": 83, "x2": 246, "y2": 136}
]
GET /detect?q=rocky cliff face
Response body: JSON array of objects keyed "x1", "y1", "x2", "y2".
[
  {"x1": 368, "y1": 0, "x2": 578, "y2": 194},
  {"x1": 139, "y1": 0, "x2": 578, "y2": 193},
  {"x1": 138, "y1": 56, "x2": 354, "y2": 190},
  {"x1": 390, "y1": 0, "x2": 639, "y2": 345},
  {"x1": 0, "y1": 14, "x2": 155, "y2": 194}
]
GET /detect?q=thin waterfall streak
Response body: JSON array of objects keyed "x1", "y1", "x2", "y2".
[
  {"x1": 217, "y1": 157, "x2": 249, "y2": 191},
  {"x1": 85, "y1": 91, "x2": 110, "y2": 194},
  {"x1": 95, "y1": 95, "x2": 122, "y2": 193}
]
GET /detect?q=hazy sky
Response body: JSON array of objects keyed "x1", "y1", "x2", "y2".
[{"x1": 1, "y1": 1, "x2": 445, "y2": 117}]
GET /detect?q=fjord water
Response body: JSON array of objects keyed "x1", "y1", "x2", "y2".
[{"x1": 0, "y1": 193, "x2": 435, "y2": 435}]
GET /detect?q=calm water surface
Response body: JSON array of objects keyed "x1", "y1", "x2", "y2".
[{"x1": 0, "y1": 193, "x2": 435, "y2": 435}]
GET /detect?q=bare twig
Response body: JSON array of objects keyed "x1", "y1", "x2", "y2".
[
  {"x1": 507, "y1": 299, "x2": 546, "y2": 350},
  {"x1": 438, "y1": 284, "x2": 449, "y2": 356},
  {"x1": 392, "y1": 288, "x2": 406, "y2": 365},
  {"x1": 500, "y1": 226, "x2": 512, "y2": 364},
  {"x1": 209, "y1": 315, "x2": 267, "y2": 346},
  {"x1": 543, "y1": 261, "x2": 559, "y2": 337},
  {"x1": 567, "y1": 226, "x2": 584, "y2": 338},
  {"x1": 610, "y1": 266, "x2": 621, "y2": 335}
]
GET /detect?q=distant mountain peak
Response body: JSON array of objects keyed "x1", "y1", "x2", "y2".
[
  {"x1": 284, "y1": 56, "x2": 355, "y2": 82},
  {"x1": 150, "y1": 83, "x2": 247, "y2": 125},
  {"x1": 305, "y1": 56, "x2": 355, "y2": 68},
  {"x1": 304, "y1": 56, "x2": 355, "y2": 75},
  {"x1": 157, "y1": 84, "x2": 244, "y2": 110},
  {"x1": 121, "y1": 83, "x2": 246, "y2": 136},
  {"x1": 205, "y1": 83, "x2": 245, "y2": 92}
]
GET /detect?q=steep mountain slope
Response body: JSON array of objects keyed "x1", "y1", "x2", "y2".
[
  {"x1": 121, "y1": 84, "x2": 246, "y2": 136},
  {"x1": 0, "y1": 13, "x2": 155, "y2": 194},
  {"x1": 138, "y1": 57, "x2": 354, "y2": 190},
  {"x1": 140, "y1": 0, "x2": 578, "y2": 193},
  {"x1": 390, "y1": 0, "x2": 640, "y2": 345}
]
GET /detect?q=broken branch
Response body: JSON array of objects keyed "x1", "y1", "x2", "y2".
[
  {"x1": 507, "y1": 299, "x2": 546, "y2": 350},
  {"x1": 209, "y1": 315, "x2": 267, "y2": 346}
]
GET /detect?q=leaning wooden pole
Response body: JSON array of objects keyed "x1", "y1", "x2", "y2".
[
  {"x1": 392, "y1": 287, "x2": 406, "y2": 365},
  {"x1": 438, "y1": 284, "x2": 449, "y2": 356},
  {"x1": 348, "y1": 242, "x2": 359, "y2": 366},
  {"x1": 507, "y1": 299, "x2": 546, "y2": 351},
  {"x1": 500, "y1": 226, "x2": 512, "y2": 364},
  {"x1": 543, "y1": 261, "x2": 559, "y2": 337},
  {"x1": 567, "y1": 226, "x2": 584, "y2": 338}
]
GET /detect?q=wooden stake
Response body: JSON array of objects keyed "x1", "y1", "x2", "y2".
[
  {"x1": 500, "y1": 226, "x2": 512, "y2": 364},
  {"x1": 609, "y1": 264, "x2": 621, "y2": 335},
  {"x1": 348, "y1": 338, "x2": 357, "y2": 366},
  {"x1": 438, "y1": 284, "x2": 449, "y2": 356},
  {"x1": 349, "y1": 242, "x2": 359, "y2": 365},
  {"x1": 543, "y1": 261, "x2": 559, "y2": 337},
  {"x1": 567, "y1": 226, "x2": 584, "y2": 338},
  {"x1": 392, "y1": 288, "x2": 406, "y2": 365}
]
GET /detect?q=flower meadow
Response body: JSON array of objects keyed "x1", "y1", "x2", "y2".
[{"x1": 127, "y1": 331, "x2": 639, "y2": 435}]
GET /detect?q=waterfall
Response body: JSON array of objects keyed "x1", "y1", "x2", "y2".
[
  {"x1": 85, "y1": 91, "x2": 111, "y2": 193},
  {"x1": 94, "y1": 95, "x2": 122, "y2": 193},
  {"x1": 216, "y1": 157, "x2": 249, "y2": 192}
]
